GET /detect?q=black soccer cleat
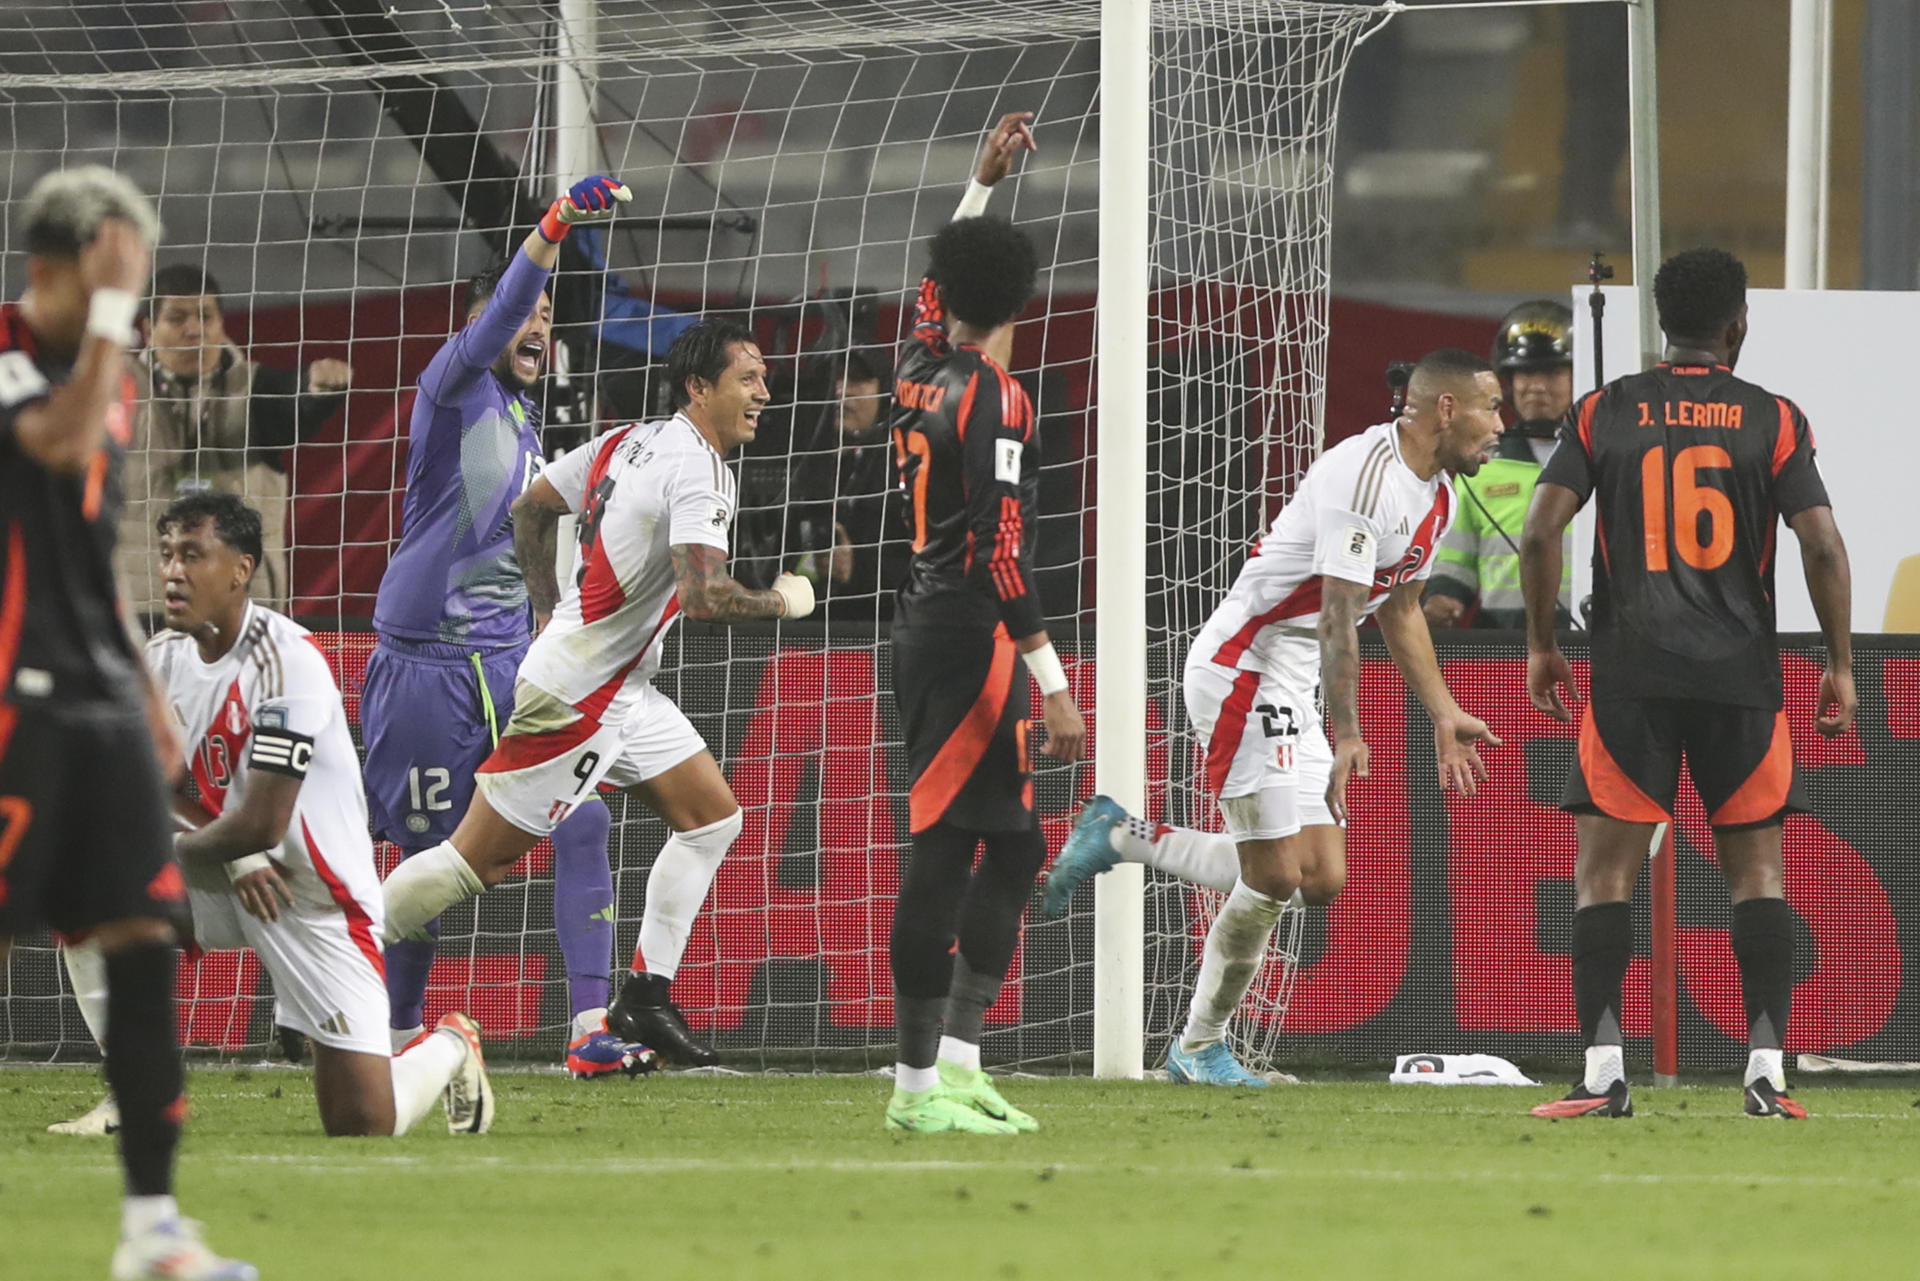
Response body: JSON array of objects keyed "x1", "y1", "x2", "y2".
[
  {"x1": 607, "y1": 971, "x2": 718, "y2": 1067},
  {"x1": 1743, "y1": 1078, "x2": 1809, "y2": 1119},
  {"x1": 1530, "y1": 1079, "x2": 1633, "y2": 1118}
]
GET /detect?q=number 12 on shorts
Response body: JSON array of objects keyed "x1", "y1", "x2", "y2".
[{"x1": 408, "y1": 767, "x2": 452, "y2": 813}]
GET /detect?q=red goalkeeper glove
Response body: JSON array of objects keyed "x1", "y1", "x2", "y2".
[{"x1": 538, "y1": 174, "x2": 632, "y2": 243}]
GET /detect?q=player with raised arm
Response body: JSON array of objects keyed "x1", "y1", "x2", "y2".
[
  {"x1": 61, "y1": 493, "x2": 495, "y2": 1140},
  {"x1": 1521, "y1": 248, "x2": 1854, "y2": 1120},
  {"x1": 884, "y1": 113, "x2": 1087, "y2": 1134},
  {"x1": 1045, "y1": 350, "x2": 1504, "y2": 1086},
  {"x1": 377, "y1": 317, "x2": 816, "y2": 1067},
  {"x1": 359, "y1": 175, "x2": 652, "y2": 1078},
  {"x1": 0, "y1": 168, "x2": 253, "y2": 1280}
]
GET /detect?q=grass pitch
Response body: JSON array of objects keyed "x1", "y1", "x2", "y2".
[{"x1": 3, "y1": 1066, "x2": 1916, "y2": 1281}]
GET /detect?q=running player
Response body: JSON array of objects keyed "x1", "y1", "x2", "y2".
[
  {"x1": 360, "y1": 174, "x2": 649, "y2": 1077},
  {"x1": 0, "y1": 168, "x2": 252, "y2": 1280},
  {"x1": 883, "y1": 112, "x2": 1088, "y2": 1134},
  {"x1": 60, "y1": 493, "x2": 494, "y2": 1139},
  {"x1": 1521, "y1": 248, "x2": 1854, "y2": 1119},
  {"x1": 1045, "y1": 349, "x2": 1504, "y2": 1085},
  {"x1": 377, "y1": 317, "x2": 816, "y2": 1067}
]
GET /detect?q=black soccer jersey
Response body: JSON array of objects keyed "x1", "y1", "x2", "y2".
[
  {"x1": 889, "y1": 277, "x2": 1045, "y2": 637},
  {"x1": 1539, "y1": 361, "x2": 1830, "y2": 708},
  {"x1": 0, "y1": 304, "x2": 143, "y2": 705}
]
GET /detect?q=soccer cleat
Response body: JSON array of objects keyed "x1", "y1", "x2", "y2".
[
  {"x1": 1166, "y1": 1040, "x2": 1269, "y2": 1088},
  {"x1": 1744, "y1": 1078, "x2": 1808, "y2": 1119},
  {"x1": 436, "y1": 1012, "x2": 494, "y2": 1135},
  {"x1": 1042, "y1": 795, "x2": 1127, "y2": 917},
  {"x1": 1530, "y1": 1080, "x2": 1633, "y2": 1118},
  {"x1": 937, "y1": 1060, "x2": 1039, "y2": 1132},
  {"x1": 48, "y1": 1093, "x2": 119, "y2": 1136},
  {"x1": 885, "y1": 1086, "x2": 1019, "y2": 1134},
  {"x1": 566, "y1": 1007, "x2": 661, "y2": 1080},
  {"x1": 607, "y1": 972, "x2": 718, "y2": 1067},
  {"x1": 110, "y1": 1217, "x2": 257, "y2": 1281}
]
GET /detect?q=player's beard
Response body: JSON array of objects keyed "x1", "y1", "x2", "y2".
[{"x1": 492, "y1": 354, "x2": 539, "y2": 392}]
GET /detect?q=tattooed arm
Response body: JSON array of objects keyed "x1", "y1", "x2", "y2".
[
  {"x1": 512, "y1": 475, "x2": 571, "y2": 631},
  {"x1": 1317, "y1": 576, "x2": 1370, "y2": 824},
  {"x1": 672, "y1": 543, "x2": 790, "y2": 622}
]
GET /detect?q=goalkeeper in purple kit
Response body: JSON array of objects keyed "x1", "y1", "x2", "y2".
[{"x1": 361, "y1": 175, "x2": 655, "y2": 1079}]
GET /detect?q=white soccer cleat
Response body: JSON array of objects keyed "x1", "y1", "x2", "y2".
[
  {"x1": 48, "y1": 1093, "x2": 119, "y2": 1136},
  {"x1": 110, "y1": 1216, "x2": 257, "y2": 1281},
  {"x1": 437, "y1": 1012, "x2": 494, "y2": 1135}
]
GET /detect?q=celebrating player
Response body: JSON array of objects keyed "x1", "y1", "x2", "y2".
[
  {"x1": 60, "y1": 493, "x2": 494, "y2": 1140},
  {"x1": 359, "y1": 174, "x2": 649, "y2": 1078},
  {"x1": 377, "y1": 317, "x2": 816, "y2": 1067},
  {"x1": 0, "y1": 168, "x2": 254, "y2": 1280},
  {"x1": 1520, "y1": 248, "x2": 1854, "y2": 1119},
  {"x1": 883, "y1": 112, "x2": 1087, "y2": 1134},
  {"x1": 1046, "y1": 349, "x2": 1504, "y2": 1086}
]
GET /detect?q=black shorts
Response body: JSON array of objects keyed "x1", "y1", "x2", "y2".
[
  {"x1": 1562, "y1": 698, "x2": 1806, "y2": 829},
  {"x1": 891, "y1": 621, "x2": 1033, "y2": 835},
  {"x1": 0, "y1": 699, "x2": 186, "y2": 938}
]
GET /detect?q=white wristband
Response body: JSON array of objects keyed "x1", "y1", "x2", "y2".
[
  {"x1": 953, "y1": 179, "x2": 993, "y2": 221},
  {"x1": 85, "y1": 288, "x2": 139, "y2": 346},
  {"x1": 1021, "y1": 641, "x2": 1070, "y2": 697},
  {"x1": 226, "y1": 853, "x2": 273, "y2": 882}
]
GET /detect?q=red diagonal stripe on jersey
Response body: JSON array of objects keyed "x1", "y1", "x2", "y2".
[
  {"x1": 478, "y1": 709, "x2": 602, "y2": 774},
  {"x1": 1210, "y1": 577, "x2": 1323, "y2": 667},
  {"x1": 1204, "y1": 670, "x2": 1264, "y2": 796},
  {"x1": 577, "y1": 427, "x2": 634, "y2": 624},
  {"x1": 909, "y1": 624, "x2": 1017, "y2": 834},
  {"x1": 573, "y1": 596, "x2": 681, "y2": 724},
  {"x1": 303, "y1": 817, "x2": 385, "y2": 981},
  {"x1": 188, "y1": 678, "x2": 251, "y2": 817}
]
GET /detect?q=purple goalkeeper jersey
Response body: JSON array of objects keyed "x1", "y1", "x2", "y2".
[{"x1": 373, "y1": 249, "x2": 551, "y2": 648}]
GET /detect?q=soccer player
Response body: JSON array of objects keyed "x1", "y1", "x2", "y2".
[
  {"x1": 377, "y1": 317, "x2": 817, "y2": 1067},
  {"x1": 360, "y1": 174, "x2": 650, "y2": 1077},
  {"x1": 0, "y1": 167, "x2": 253, "y2": 1280},
  {"x1": 1045, "y1": 349, "x2": 1504, "y2": 1086},
  {"x1": 883, "y1": 112, "x2": 1088, "y2": 1134},
  {"x1": 1520, "y1": 248, "x2": 1854, "y2": 1119},
  {"x1": 61, "y1": 493, "x2": 494, "y2": 1139}
]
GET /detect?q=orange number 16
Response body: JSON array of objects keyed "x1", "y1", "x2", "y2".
[{"x1": 1641, "y1": 443, "x2": 1734, "y2": 572}]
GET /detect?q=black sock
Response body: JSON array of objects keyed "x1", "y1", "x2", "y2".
[
  {"x1": 943, "y1": 825, "x2": 1043, "y2": 1048},
  {"x1": 889, "y1": 823, "x2": 976, "y2": 1069},
  {"x1": 104, "y1": 943, "x2": 183, "y2": 1199},
  {"x1": 943, "y1": 953, "x2": 1002, "y2": 1051},
  {"x1": 1570, "y1": 901, "x2": 1633, "y2": 1048},
  {"x1": 1730, "y1": 897, "x2": 1795, "y2": 1052}
]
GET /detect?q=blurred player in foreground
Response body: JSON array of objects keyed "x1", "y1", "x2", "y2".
[
  {"x1": 377, "y1": 318, "x2": 816, "y2": 1067},
  {"x1": 0, "y1": 168, "x2": 253, "y2": 1280},
  {"x1": 59, "y1": 493, "x2": 493, "y2": 1144},
  {"x1": 1521, "y1": 248, "x2": 1854, "y2": 1119},
  {"x1": 884, "y1": 112, "x2": 1087, "y2": 1134},
  {"x1": 360, "y1": 175, "x2": 648, "y2": 1078},
  {"x1": 1046, "y1": 349, "x2": 1503, "y2": 1086}
]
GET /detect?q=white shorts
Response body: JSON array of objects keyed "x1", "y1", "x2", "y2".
[
  {"x1": 474, "y1": 680, "x2": 708, "y2": 837},
  {"x1": 1183, "y1": 658, "x2": 1334, "y2": 841},
  {"x1": 187, "y1": 865, "x2": 388, "y2": 1058}
]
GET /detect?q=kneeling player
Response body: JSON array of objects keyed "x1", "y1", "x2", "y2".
[
  {"x1": 376, "y1": 318, "x2": 815, "y2": 1067},
  {"x1": 57, "y1": 494, "x2": 492, "y2": 1137}
]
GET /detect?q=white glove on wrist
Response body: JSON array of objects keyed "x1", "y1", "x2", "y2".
[
  {"x1": 226, "y1": 853, "x2": 273, "y2": 882},
  {"x1": 771, "y1": 571, "x2": 816, "y2": 620}
]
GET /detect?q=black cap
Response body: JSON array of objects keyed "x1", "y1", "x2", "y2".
[{"x1": 1491, "y1": 300, "x2": 1573, "y2": 373}]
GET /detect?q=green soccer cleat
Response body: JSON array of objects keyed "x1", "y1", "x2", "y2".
[
  {"x1": 885, "y1": 1085, "x2": 1019, "y2": 1134},
  {"x1": 938, "y1": 1060, "x2": 1040, "y2": 1132}
]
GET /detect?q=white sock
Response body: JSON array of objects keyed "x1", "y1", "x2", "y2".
[
  {"x1": 635, "y1": 810, "x2": 741, "y2": 981},
  {"x1": 1584, "y1": 1044, "x2": 1625, "y2": 1092},
  {"x1": 1180, "y1": 879, "x2": 1285, "y2": 1051},
  {"x1": 937, "y1": 1035, "x2": 981, "y2": 1071},
  {"x1": 380, "y1": 841, "x2": 483, "y2": 944},
  {"x1": 1745, "y1": 1046, "x2": 1785, "y2": 1091},
  {"x1": 1112, "y1": 818, "x2": 1240, "y2": 894},
  {"x1": 389, "y1": 1027, "x2": 468, "y2": 1136},
  {"x1": 62, "y1": 939, "x2": 110, "y2": 1049},
  {"x1": 389, "y1": 1024, "x2": 425, "y2": 1055},
  {"x1": 894, "y1": 1062, "x2": 939, "y2": 1093},
  {"x1": 122, "y1": 1195, "x2": 179, "y2": 1238}
]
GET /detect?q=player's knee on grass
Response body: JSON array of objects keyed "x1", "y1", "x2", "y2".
[{"x1": 313, "y1": 1047, "x2": 399, "y2": 1137}]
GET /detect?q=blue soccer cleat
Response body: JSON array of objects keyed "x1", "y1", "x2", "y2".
[
  {"x1": 567, "y1": 1007, "x2": 661, "y2": 1080},
  {"x1": 1166, "y1": 1040, "x2": 1269, "y2": 1088},
  {"x1": 1042, "y1": 795, "x2": 1128, "y2": 917}
]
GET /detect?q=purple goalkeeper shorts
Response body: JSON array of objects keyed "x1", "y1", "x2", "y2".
[{"x1": 361, "y1": 635, "x2": 529, "y2": 847}]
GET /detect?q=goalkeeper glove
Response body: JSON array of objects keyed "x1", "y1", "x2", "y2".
[
  {"x1": 538, "y1": 174, "x2": 632, "y2": 243},
  {"x1": 771, "y1": 571, "x2": 816, "y2": 620}
]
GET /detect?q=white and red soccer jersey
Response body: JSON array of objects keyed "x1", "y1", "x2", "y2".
[
  {"x1": 145, "y1": 605, "x2": 383, "y2": 965},
  {"x1": 518, "y1": 413, "x2": 734, "y2": 725},
  {"x1": 1192, "y1": 420, "x2": 1455, "y2": 681}
]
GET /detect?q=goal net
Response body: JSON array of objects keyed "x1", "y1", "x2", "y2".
[{"x1": 0, "y1": 0, "x2": 1383, "y2": 1072}]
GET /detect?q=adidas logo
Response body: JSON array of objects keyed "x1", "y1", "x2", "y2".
[
  {"x1": 319, "y1": 1012, "x2": 351, "y2": 1036},
  {"x1": 1395, "y1": 516, "x2": 1410, "y2": 535}
]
